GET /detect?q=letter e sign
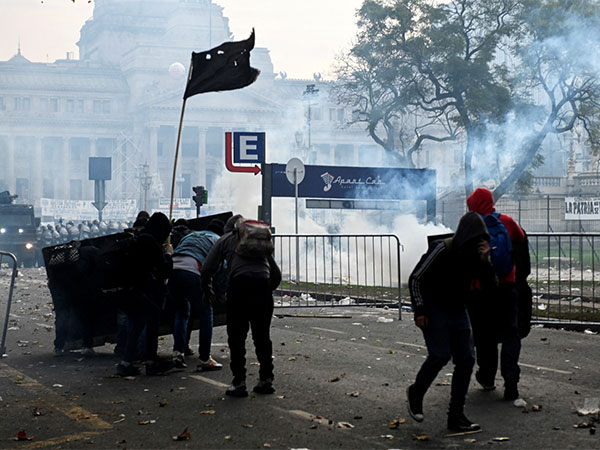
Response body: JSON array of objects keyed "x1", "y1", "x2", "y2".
[{"x1": 233, "y1": 132, "x2": 265, "y2": 164}]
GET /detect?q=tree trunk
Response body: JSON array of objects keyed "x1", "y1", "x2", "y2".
[
  {"x1": 463, "y1": 128, "x2": 475, "y2": 198},
  {"x1": 492, "y1": 121, "x2": 554, "y2": 202}
]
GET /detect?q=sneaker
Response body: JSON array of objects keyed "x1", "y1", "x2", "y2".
[
  {"x1": 53, "y1": 347, "x2": 65, "y2": 357},
  {"x1": 145, "y1": 358, "x2": 175, "y2": 376},
  {"x1": 82, "y1": 347, "x2": 96, "y2": 357},
  {"x1": 116, "y1": 362, "x2": 141, "y2": 377},
  {"x1": 225, "y1": 383, "x2": 248, "y2": 398},
  {"x1": 173, "y1": 352, "x2": 187, "y2": 369},
  {"x1": 184, "y1": 346, "x2": 195, "y2": 357},
  {"x1": 475, "y1": 371, "x2": 496, "y2": 391},
  {"x1": 253, "y1": 379, "x2": 275, "y2": 394},
  {"x1": 407, "y1": 384, "x2": 424, "y2": 422},
  {"x1": 504, "y1": 384, "x2": 519, "y2": 401},
  {"x1": 447, "y1": 412, "x2": 481, "y2": 432},
  {"x1": 196, "y1": 357, "x2": 223, "y2": 372}
]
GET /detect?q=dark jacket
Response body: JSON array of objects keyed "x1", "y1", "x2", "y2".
[
  {"x1": 130, "y1": 212, "x2": 173, "y2": 296},
  {"x1": 409, "y1": 211, "x2": 495, "y2": 318}
]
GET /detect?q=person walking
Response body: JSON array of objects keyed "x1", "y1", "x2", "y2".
[
  {"x1": 169, "y1": 219, "x2": 225, "y2": 371},
  {"x1": 201, "y1": 215, "x2": 281, "y2": 398},
  {"x1": 466, "y1": 187, "x2": 526, "y2": 400},
  {"x1": 407, "y1": 212, "x2": 496, "y2": 432}
]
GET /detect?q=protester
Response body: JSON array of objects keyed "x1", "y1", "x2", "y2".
[
  {"x1": 467, "y1": 187, "x2": 526, "y2": 401},
  {"x1": 407, "y1": 211, "x2": 496, "y2": 432},
  {"x1": 115, "y1": 212, "x2": 174, "y2": 377},
  {"x1": 201, "y1": 215, "x2": 281, "y2": 397},
  {"x1": 169, "y1": 219, "x2": 225, "y2": 370}
]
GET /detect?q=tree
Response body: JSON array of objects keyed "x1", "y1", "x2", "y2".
[
  {"x1": 493, "y1": 0, "x2": 600, "y2": 198},
  {"x1": 335, "y1": 0, "x2": 600, "y2": 200}
]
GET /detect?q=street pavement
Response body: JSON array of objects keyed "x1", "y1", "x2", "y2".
[{"x1": 0, "y1": 267, "x2": 599, "y2": 449}]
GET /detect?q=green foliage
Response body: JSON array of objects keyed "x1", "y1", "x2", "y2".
[{"x1": 336, "y1": 0, "x2": 600, "y2": 199}]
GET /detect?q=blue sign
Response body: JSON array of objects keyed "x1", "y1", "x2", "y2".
[
  {"x1": 271, "y1": 164, "x2": 436, "y2": 201},
  {"x1": 233, "y1": 132, "x2": 265, "y2": 164}
]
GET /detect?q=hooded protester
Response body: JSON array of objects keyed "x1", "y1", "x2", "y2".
[
  {"x1": 466, "y1": 187, "x2": 526, "y2": 401},
  {"x1": 116, "y1": 212, "x2": 174, "y2": 377},
  {"x1": 407, "y1": 211, "x2": 497, "y2": 432},
  {"x1": 201, "y1": 214, "x2": 281, "y2": 397}
]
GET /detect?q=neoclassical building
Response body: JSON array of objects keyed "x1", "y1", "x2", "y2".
[{"x1": 0, "y1": 0, "x2": 380, "y2": 217}]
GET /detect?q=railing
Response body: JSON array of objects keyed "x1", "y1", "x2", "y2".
[
  {"x1": 528, "y1": 233, "x2": 600, "y2": 324},
  {"x1": 272, "y1": 234, "x2": 403, "y2": 317},
  {"x1": 0, "y1": 252, "x2": 18, "y2": 356}
]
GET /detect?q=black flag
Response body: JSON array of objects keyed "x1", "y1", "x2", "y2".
[{"x1": 183, "y1": 29, "x2": 260, "y2": 99}]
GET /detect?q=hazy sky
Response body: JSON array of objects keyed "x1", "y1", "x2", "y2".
[{"x1": 0, "y1": 0, "x2": 364, "y2": 79}]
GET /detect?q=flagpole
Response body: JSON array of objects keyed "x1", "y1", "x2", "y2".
[{"x1": 169, "y1": 58, "x2": 194, "y2": 222}]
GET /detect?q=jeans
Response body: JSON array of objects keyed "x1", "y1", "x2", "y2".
[
  {"x1": 469, "y1": 283, "x2": 521, "y2": 386},
  {"x1": 226, "y1": 275, "x2": 274, "y2": 385},
  {"x1": 121, "y1": 291, "x2": 160, "y2": 364},
  {"x1": 413, "y1": 306, "x2": 475, "y2": 415},
  {"x1": 169, "y1": 270, "x2": 213, "y2": 360}
]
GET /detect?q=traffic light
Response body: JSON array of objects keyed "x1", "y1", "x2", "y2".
[{"x1": 192, "y1": 185, "x2": 205, "y2": 207}]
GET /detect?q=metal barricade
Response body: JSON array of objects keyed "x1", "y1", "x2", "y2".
[
  {"x1": 0, "y1": 251, "x2": 18, "y2": 356},
  {"x1": 272, "y1": 234, "x2": 403, "y2": 317},
  {"x1": 528, "y1": 233, "x2": 600, "y2": 324}
]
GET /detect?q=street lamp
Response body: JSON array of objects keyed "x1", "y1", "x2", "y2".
[{"x1": 303, "y1": 84, "x2": 319, "y2": 155}]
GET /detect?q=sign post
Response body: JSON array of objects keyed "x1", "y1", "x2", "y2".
[
  {"x1": 89, "y1": 157, "x2": 111, "y2": 222},
  {"x1": 285, "y1": 158, "x2": 305, "y2": 282}
]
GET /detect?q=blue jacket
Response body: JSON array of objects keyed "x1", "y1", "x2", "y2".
[{"x1": 173, "y1": 230, "x2": 219, "y2": 266}]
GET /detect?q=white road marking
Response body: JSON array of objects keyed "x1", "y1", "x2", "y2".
[
  {"x1": 311, "y1": 327, "x2": 346, "y2": 334},
  {"x1": 189, "y1": 374, "x2": 230, "y2": 388},
  {"x1": 395, "y1": 341, "x2": 427, "y2": 349},
  {"x1": 519, "y1": 363, "x2": 573, "y2": 374}
]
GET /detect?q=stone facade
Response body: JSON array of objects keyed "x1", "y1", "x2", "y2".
[{"x1": 0, "y1": 0, "x2": 378, "y2": 214}]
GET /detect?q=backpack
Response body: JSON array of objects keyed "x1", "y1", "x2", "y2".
[
  {"x1": 235, "y1": 219, "x2": 274, "y2": 258},
  {"x1": 95, "y1": 232, "x2": 138, "y2": 293},
  {"x1": 482, "y1": 212, "x2": 513, "y2": 279}
]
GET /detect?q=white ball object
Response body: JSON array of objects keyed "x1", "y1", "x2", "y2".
[{"x1": 169, "y1": 62, "x2": 186, "y2": 76}]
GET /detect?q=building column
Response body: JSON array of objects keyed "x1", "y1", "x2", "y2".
[
  {"x1": 149, "y1": 127, "x2": 158, "y2": 174},
  {"x1": 32, "y1": 136, "x2": 43, "y2": 202},
  {"x1": 7, "y1": 135, "x2": 16, "y2": 193},
  {"x1": 61, "y1": 137, "x2": 70, "y2": 199},
  {"x1": 197, "y1": 127, "x2": 206, "y2": 186},
  {"x1": 90, "y1": 137, "x2": 97, "y2": 157}
]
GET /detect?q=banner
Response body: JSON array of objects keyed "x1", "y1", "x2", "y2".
[
  {"x1": 158, "y1": 198, "x2": 192, "y2": 209},
  {"x1": 40, "y1": 198, "x2": 138, "y2": 222},
  {"x1": 564, "y1": 197, "x2": 600, "y2": 220},
  {"x1": 151, "y1": 208, "x2": 197, "y2": 220}
]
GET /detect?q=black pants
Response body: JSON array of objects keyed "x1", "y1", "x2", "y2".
[
  {"x1": 469, "y1": 283, "x2": 521, "y2": 386},
  {"x1": 120, "y1": 290, "x2": 161, "y2": 364},
  {"x1": 226, "y1": 275, "x2": 274, "y2": 385},
  {"x1": 413, "y1": 306, "x2": 475, "y2": 415}
]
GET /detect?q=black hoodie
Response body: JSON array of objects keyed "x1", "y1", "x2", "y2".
[
  {"x1": 129, "y1": 212, "x2": 173, "y2": 295},
  {"x1": 409, "y1": 212, "x2": 494, "y2": 317}
]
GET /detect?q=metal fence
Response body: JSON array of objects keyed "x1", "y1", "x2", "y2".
[
  {"x1": 272, "y1": 234, "x2": 402, "y2": 315},
  {"x1": 439, "y1": 195, "x2": 600, "y2": 233},
  {"x1": 0, "y1": 252, "x2": 18, "y2": 356},
  {"x1": 528, "y1": 233, "x2": 600, "y2": 324}
]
